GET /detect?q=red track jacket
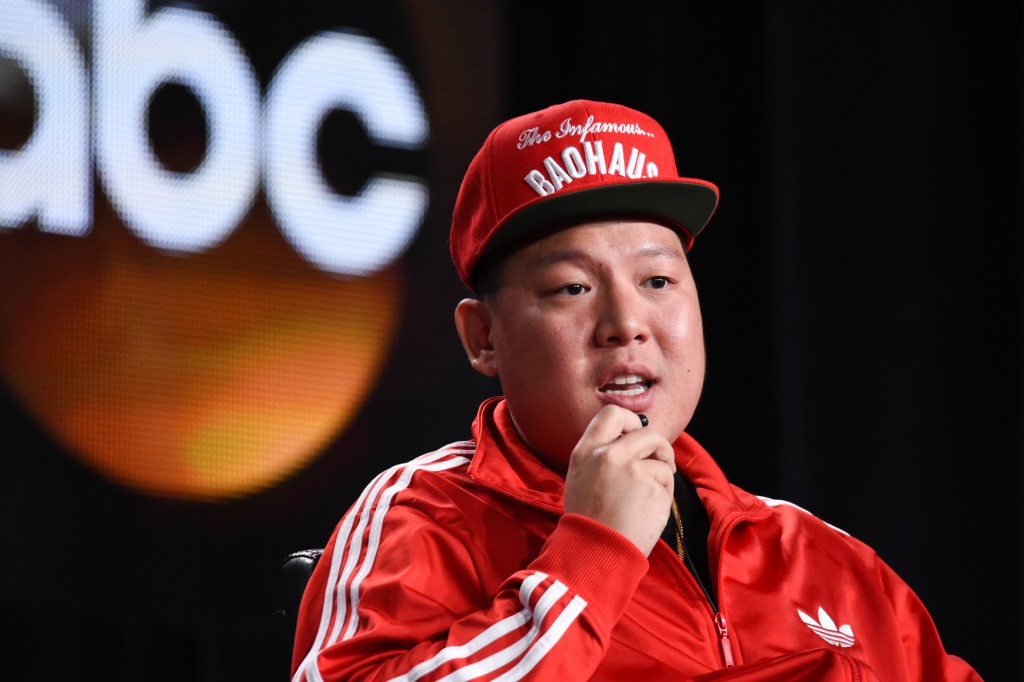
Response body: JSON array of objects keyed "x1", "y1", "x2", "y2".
[{"x1": 292, "y1": 397, "x2": 980, "y2": 681}]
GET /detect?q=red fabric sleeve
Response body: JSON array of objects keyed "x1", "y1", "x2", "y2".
[
  {"x1": 290, "y1": 476, "x2": 649, "y2": 681},
  {"x1": 878, "y1": 559, "x2": 983, "y2": 682}
]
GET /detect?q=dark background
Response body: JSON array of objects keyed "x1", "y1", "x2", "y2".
[{"x1": 0, "y1": 1, "x2": 1019, "y2": 680}]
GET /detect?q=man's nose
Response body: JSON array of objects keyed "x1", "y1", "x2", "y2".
[{"x1": 593, "y1": 284, "x2": 649, "y2": 346}]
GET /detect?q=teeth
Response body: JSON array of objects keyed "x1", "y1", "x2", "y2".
[
  {"x1": 604, "y1": 385, "x2": 648, "y2": 396},
  {"x1": 602, "y1": 375, "x2": 648, "y2": 396}
]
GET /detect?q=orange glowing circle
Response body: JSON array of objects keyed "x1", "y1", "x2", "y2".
[{"x1": 0, "y1": 204, "x2": 403, "y2": 501}]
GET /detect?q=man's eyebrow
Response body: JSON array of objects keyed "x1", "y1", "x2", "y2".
[
  {"x1": 526, "y1": 243, "x2": 686, "y2": 271},
  {"x1": 527, "y1": 248, "x2": 588, "y2": 270},
  {"x1": 636, "y1": 243, "x2": 687, "y2": 260}
]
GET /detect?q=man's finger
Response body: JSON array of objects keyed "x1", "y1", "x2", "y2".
[{"x1": 576, "y1": 405, "x2": 647, "y2": 450}]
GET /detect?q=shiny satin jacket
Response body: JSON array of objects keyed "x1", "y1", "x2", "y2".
[{"x1": 291, "y1": 397, "x2": 980, "y2": 681}]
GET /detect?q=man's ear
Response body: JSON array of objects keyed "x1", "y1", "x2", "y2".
[{"x1": 454, "y1": 298, "x2": 499, "y2": 377}]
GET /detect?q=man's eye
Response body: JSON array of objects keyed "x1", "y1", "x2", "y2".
[
  {"x1": 647, "y1": 277, "x2": 670, "y2": 289},
  {"x1": 560, "y1": 283, "x2": 586, "y2": 296}
]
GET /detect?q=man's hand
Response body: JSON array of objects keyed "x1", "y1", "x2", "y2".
[{"x1": 563, "y1": 405, "x2": 676, "y2": 556}]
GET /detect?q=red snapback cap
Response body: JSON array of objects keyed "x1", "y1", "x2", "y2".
[{"x1": 450, "y1": 99, "x2": 720, "y2": 289}]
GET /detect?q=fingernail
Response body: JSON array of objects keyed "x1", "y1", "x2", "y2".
[{"x1": 637, "y1": 413, "x2": 649, "y2": 427}]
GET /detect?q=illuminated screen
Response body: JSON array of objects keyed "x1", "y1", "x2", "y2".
[{"x1": 0, "y1": 0, "x2": 500, "y2": 501}]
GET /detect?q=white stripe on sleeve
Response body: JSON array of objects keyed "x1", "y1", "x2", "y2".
[{"x1": 293, "y1": 445, "x2": 474, "y2": 682}]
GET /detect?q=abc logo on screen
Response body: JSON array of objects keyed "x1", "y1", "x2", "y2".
[{"x1": 0, "y1": 0, "x2": 432, "y2": 500}]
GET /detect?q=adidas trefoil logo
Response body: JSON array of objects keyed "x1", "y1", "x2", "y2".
[{"x1": 797, "y1": 606, "x2": 855, "y2": 648}]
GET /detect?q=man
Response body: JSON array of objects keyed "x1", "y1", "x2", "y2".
[{"x1": 291, "y1": 100, "x2": 980, "y2": 680}]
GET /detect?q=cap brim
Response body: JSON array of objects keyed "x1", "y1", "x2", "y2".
[{"x1": 481, "y1": 180, "x2": 720, "y2": 260}]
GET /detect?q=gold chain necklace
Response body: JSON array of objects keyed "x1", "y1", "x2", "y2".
[{"x1": 671, "y1": 498, "x2": 685, "y2": 562}]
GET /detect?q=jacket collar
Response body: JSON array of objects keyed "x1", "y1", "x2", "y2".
[
  {"x1": 467, "y1": 397, "x2": 566, "y2": 513},
  {"x1": 466, "y1": 396, "x2": 768, "y2": 526}
]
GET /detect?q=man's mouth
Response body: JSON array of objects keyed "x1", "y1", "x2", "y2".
[{"x1": 599, "y1": 374, "x2": 652, "y2": 397}]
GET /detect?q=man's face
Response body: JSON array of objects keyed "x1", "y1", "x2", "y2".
[{"x1": 467, "y1": 218, "x2": 706, "y2": 470}]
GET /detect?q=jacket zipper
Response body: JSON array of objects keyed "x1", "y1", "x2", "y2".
[
  {"x1": 474, "y1": 468, "x2": 744, "y2": 668},
  {"x1": 675, "y1": 507, "x2": 749, "y2": 667},
  {"x1": 714, "y1": 612, "x2": 736, "y2": 667},
  {"x1": 681, "y1": 550, "x2": 734, "y2": 667},
  {"x1": 712, "y1": 518, "x2": 741, "y2": 668},
  {"x1": 673, "y1": 521, "x2": 739, "y2": 669},
  {"x1": 848, "y1": 655, "x2": 862, "y2": 682},
  {"x1": 675, "y1": 551, "x2": 735, "y2": 668}
]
